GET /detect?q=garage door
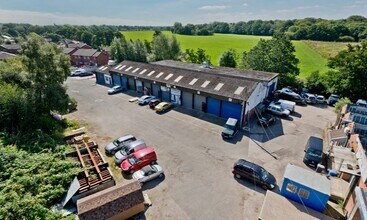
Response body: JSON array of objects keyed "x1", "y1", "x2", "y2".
[
  {"x1": 136, "y1": 80, "x2": 143, "y2": 93},
  {"x1": 96, "y1": 73, "x2": 104, "y2": 84},
  {"x1": 161, "y1": 86, "x2": 170, "y2": 102},
  {"x1": 143, "y1": 82, "x2": 152, "y2": 95},
  {"x1": 182, "y1": 91, "x2": 193, "y2": 109},
  {"x1": 120, "y1": 76, "x2": 128, "y2": 90},
  {"x1": 152, "y1": 84, "x2": 160, "y2": 98},
  {"x1": 207, "y1": 97, "x2": 221, "y2": 116},
  {"x1": 128, "y1": 78, "x2": 135, "y2": 90},
  {"x1": 112, "y1": 74, "x2": 121, "y2": 86},
  {"x1": 221, "y1": 101, "x2": 242, "y2": 121},
  {"x1": 194, "y1": 94, "x2": 206, "y2": 111}
]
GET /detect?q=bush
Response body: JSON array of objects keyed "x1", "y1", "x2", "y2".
[
  {"x1": 339, "y1": 36, "x2": 355, "y2": 42},
  {"x1": 334, "y1": 98, "x2": 352, "y2": 113}
]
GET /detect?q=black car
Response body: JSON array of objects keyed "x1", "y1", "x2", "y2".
[
  {"x1": 303, "y1": 136, "x2": 324, "y2": 167},
  {"x1": 221, "y1": 118, "x2": 239, "y2": 139},
  {"x1": 327, "y1": 94, "x2": 339, "y2": 106},
  {"x1": 257, "y1": 114, "x2": 275, "y2": 127},
  {"x1": 232, "y1": 159, "x2": 276, "y2": 190},
  {"x1": 277, "y1": 92, "x2": 306, "y2": 105}
]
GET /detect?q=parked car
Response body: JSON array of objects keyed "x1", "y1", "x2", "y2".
[
  {"x1": 121, "y1": 147, "x2": 157, "y2": 174},
  {"x1": 327, "y1": 94, "x2": 339, "y2": 106},
  {"x1": 257, "y1": 114, "x2": 275, "y2": 127},
  {"x1": 302, "y1": 93, "x2": 317, "y2": 104},
  {"x1": 303, "y1": 136, "x2": 324, "y2": 167},
  {"x1": 138, "y1": 95, "x2": 156, "y2": 105},
  {"x1": 272, "y1": 99, "x2": 295, "y2": 112},
  {"x1": 105, "y1": 135, "x2": 136, "y2": 155},
  {"x1": 356, "y1": 99, "x2": 367, "y2": 107},
  {"x1": 132, "y1": 164, "x2": 164, "y2": 185},
  {"x1": 108, "y1": 86, "x2": 123, "y2": 95},
  {"x1": 266, "y1": 103, "x2": 290, "y2": 117},
  {"x1": 70, "y1": 69, "x2": 86, "y2": 77},
  {"x1": 277, "y1": 92, "x2": 306, "y2": 105},
  {"x1": 155, "y1": 102, "x2": 172, "y2": 112},
  {"x1": 114, "y1": 140, "x2": 147, "y2": 164},
  {"x1": 221, "y1": 118, "x2": 239, "y2": 139},
  {"x1": 149, "y1": 99, "x2": 161, "y2": 109},
  {"x1": 232, "y1": 159, "x2": 276, "y2": 190},
  {"x1": 78, "y1": 71, "x2": 93, "y2": 77},
  {"x1": 316, "y1": 95, "x2": 325, "y2": 104}
]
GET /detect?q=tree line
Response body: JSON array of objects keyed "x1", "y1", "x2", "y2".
[
  {"x1": 0, "y1": 23, "x2": 170, "y2": 48},
  {"x1": 0, "y1": 34, "x2": 81, "y2": 219},
  {"x1": 171, "y1": 16, "x2": 367, "y2": 41}
]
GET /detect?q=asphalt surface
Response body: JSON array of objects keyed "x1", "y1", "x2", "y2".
[{"x1": 66, "y1": 76, "x2": 336, "y2": 220}]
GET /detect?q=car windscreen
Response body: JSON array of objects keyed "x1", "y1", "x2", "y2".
[
  {"x1": 113, "y1": 140, "x2": 120, "y2": 146},
  {"x1": 307, "y1": 148, "x2": 322, "y2": 158},
  {"x1": 225, "y1": 124, "x2": 235, "y2": 130},
  {"x1": 260, "y1": 168, "x2": 269, "y2": 181},
  {"x1": 128, "y1": 155, "x2": 138, "y2": 165}
]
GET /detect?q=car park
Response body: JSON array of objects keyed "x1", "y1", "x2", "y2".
[
  {"x1": 149, "y1": 99, "x2": 161, "y2": 109},
  {"x1": 132, "y1": 164, "x2": 164, "y2": 185},
  {"x1": 232, "y1": 159, "x2": 276, "y2": 190},
  {"x1": 155, "y1": 102, "x2": 172, "y2": 113},
  {"x1": 138, "y1": 95, "x2": 156, "y2": 105},
  {"x1": 302, "y1": 93, "x2": 317, "y2": 104},
  {"x1": 107, "y1": 86, "x2": 123, "y2": 95},
  {"x1": 327, "y1": 94, "x2": 339, "y2": 106},
  {"x1": 316, "y1": 95, "x2": 325, "y2": 104},
  {"x1": 272, "y1": 99, "x2": 295, "y2": 112},
  {"x1": 257, "y1": 114, "x2": 275, "y2": 127},
  {"x1": 121, "y1": 147, "x2": 157, "y2": 174},
  {"x1": 303, "y1": 136, "x2": 324, "y2": 167},
  {"x1": 266, "y1": 103, "x2": 290, "y2": 117},
  {"x1": 105, "y1": 135, "x2": 136, "y2": 155},
  {"x1": 356, "y1": 99, "x2": 367, "y2": 107},
  {"x1": 114, "y1": 140, "x2": 147, "y2": 164},
  {"x1": 221, "y1": 118, "x2": 239, "y2": 139}
]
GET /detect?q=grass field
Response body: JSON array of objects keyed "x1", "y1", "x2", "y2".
[
  {"x1": 122, "y1": 31, "x2": 332, "y2": 78},
  {"x1": 303, "y1": 40, "x2": 357, "y2": 58}
]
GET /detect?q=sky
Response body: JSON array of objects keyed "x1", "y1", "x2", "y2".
[{"x1": 0, "y1": 0, "x2": 366, "y2": 26}]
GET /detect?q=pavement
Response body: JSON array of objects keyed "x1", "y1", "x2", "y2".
[{"x1": 65, "y1": 76, "x2": 336, "y2": 220}]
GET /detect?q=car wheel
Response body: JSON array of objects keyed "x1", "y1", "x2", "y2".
[
  {"x1": 235, "y1": 174, "x2": 241, "y2": 179},
  {"x1": 159, "y1": 173, "x2": 164, "y2": 178},
  {"x1": 151, "y1": 161, "x2": 157, "y2": 165}
]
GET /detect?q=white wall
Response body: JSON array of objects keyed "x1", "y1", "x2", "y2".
[{"x1": 245, "y1": 77, "x2": 278, "y2": 114}]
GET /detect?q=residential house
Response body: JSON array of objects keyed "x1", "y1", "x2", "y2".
[
  {"x1": 71, "y1": 49, "x2": 108, "y2": 66},
  {"x1": 280, "y1": 164, "x2": 331, "y2": 212},
  {"x1": 0, "y1": 44, "x2": 22, "y2": 54}
]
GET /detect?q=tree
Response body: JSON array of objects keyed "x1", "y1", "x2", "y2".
[
  {"x1": 151, "y1": 34, "x2": 181, "y2": 61},
  {"x1": 324, "y1": 41, "x2": 367, "y2": 101},
  {"x1": 21, "y1": 33, "x2": 71, "y2": 120},
  {"x1": 81, "y1": 31, "x2": 93, "y2": 46},
  {"x1": 241, "y1": 32, "x2": 299, "y2": 87},
  {"x1": 110, "y1": 36, "x2": 135, "y2": 62},
  {"x1": 169, "y1": 36, "x2": 181, "y2": 60},
  {"x1": 184, "y1": 48, "x2": 210, "y2": 64},
  {"x1": 304, "y1": 71, "x2": 327, "y2": 95},
  {"x1": 334, "y1": 98, "x2": 352, "y2": 113},
  {"x1": 133, "y1": 39, "x2": 147, "y2": 62},
  {"x1": 219, "y1": 49, "x2": 237, "y2": 67}
]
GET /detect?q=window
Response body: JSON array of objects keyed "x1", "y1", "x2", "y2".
[
  {"x1": 298, "y1": 189, "x2": 310, "y2": 199},
  {"x1": 286, "y1": 183, "x2": 297, "y2": 193}
]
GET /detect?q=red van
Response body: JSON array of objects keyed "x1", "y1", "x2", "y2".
[{"x1": 121, "y1": 147, "x2": 157, "y2": 174}]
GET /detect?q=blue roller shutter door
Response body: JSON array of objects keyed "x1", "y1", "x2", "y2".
[
  {"x1": 112, "y1": 74, "x2": 121, "y2": 86},
  {"x1": 120, "y1": 76, "x2": 128, "y2": 90},
  {"x1": 267, "y1": 83, "x2": 275, "y2": 97},
  {"x1": 221, "y1": 101, "x2": 242, "y2": 121},
  {"x1": 162, "y1": 90, "x2": 170, "y2": 102},
  {"x1": 207, "y1": 97, "x2": 221, "y2": 116},
  {"x1": 96, "y1": 73, "x2": 104, "y2": 84},
  {"x1": 152, "y1": 84, "x2": 160, "y2": 98},
  {"x1": 128, "y1": 78, "x2": 135, "y2": 90}
]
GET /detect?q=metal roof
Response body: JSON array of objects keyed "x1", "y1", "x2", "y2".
[
  {"x1": 283, "y1": 164, "x2": 330, "y2": 195},
  {"x1": 110, "y1": 60, "x2": 268, "y2": 101}
]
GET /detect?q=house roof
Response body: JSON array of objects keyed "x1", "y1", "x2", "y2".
[
  {"x1": 77, "y1": 181, "x2": 144, "y2": 219},
  {"x1": 63, "y1": 48, "x2": 76, "y2": 55},
  {"x1": 109, "y1": 60, "x2": 269, "y2": 101},
  {"x1": 329, "y1": 177, "x2": 349, "y2": 202},
  {"x1": 283, "y1": 164, "x2": 330, "y2": 195},
  {"x1": 72, "y1": 49, "x2": 98, "y2": 57},
  {"x1": 153, "y1": 60, "x2": 278, "y2": 82},
  {"x1": 259, "y1": 191, "x2": 334, "y2": 220},
  {"x1": 331, "y1": 145, "x2": 360, "y2": 176},
  {"x1": 92, "y1": 51, "x2": 101, "y2": 57},
  {"x1": 0, "y1": 51, "x2": 16, "y2": 60},
  {"x1": 329, "y1": 129, "x2": 347, "y2": 142},
  {"x1": 0, "y1": 44, "x2": 21, "y2": 51}
]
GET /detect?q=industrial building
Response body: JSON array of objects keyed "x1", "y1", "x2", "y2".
[{"x1": 95, "y1": 60, "x2": 278, "y2": 126}]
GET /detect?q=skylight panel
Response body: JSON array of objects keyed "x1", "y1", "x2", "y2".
[
  {"x1": 125, "y1": 66, "x2": 133, "y2": 72},
  {"x1": 214, "y1": 83, "x2": 224, "y2": 91},
  {"x1": 114, "y1": 64, "x2": 121, "y2": 69},
  {"x1": 156, "y1": 72, "x2": 164, "y2": 78},
  {"x1": 201, "y1": 80, "x2": 210, "y2": 88},
  {"x1": 132, "y1": 68, "x2": 140, "y2": 73},
  {"x1": 165, "y1": 73, "x2": 173, "y2": 80},
  {"x1": 98, "y1": 66, "x2": 104, "y2": 70},
  {"x1": 174, "y1": 75, "x2": 183, "y2": 82},
  {"x1": 139, "y1": 69, "x2": 147, "y2": 75},
  {"x1": 147, "y1": 71, "x2": 155, "y2": 76},
  {"x1": 118, "y1": 65, "x2": 126, "y2": 70},
  {"x1": 102, "y1": 67, "x2": 108, "y2": 71},
  {"x1": 189, "y1": 78, "x2": 198, "y2": 85},
  {"x1": 234, "y1": 86, "x2": 245, "y2": 95}
]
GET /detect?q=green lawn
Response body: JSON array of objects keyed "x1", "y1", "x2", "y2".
[{"x1": 122, "y1": 30, "x2": 330, "y2": 78}]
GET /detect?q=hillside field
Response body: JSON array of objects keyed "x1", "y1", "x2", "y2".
[{"x1": 122, "y1": 31, "x2": 334, "y2": 78}]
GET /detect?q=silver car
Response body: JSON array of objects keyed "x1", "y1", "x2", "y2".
[
  {"x1": 114, "y1": 140, "x2": 147, "y2": 164},
  {"x1": 138, "y1": 95, "x2": 156, "y2": 105},
  {"x1": 132, "y1": 164, "x2": 164, "y2": 185},
  {"x1": 266, "y1": 103, "x2": 290, "y2": 117},
  {"x1": 105, "y1": 135, "x2": 136, "y2": 155}
]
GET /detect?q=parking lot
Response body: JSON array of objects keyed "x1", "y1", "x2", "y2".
[{"x1": 66, "y1": 76, "x2": 336, "y2": 220}]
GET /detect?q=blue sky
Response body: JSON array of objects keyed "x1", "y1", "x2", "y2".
[{"x1": 0, "y1": 0, "x2": 366, "y2": 25}]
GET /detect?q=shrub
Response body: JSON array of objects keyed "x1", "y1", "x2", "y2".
[{"x1": 334, "y1": 98, "x2": 352, "y2": 113}]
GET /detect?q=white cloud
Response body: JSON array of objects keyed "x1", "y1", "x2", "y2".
[
  {"x1": 199, "y1": 5, "x2": 231, "y2": 10},
  {"x1": 242, "y1": 3, "x2": 248, "y2": 6},
  {"x1": 0, "y1": 9, "x2": 166, "y2": 26}
]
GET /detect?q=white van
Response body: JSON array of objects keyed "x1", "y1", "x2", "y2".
[{"x1": 272, "y1": 99, "x2": 295, "y2": 112}]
